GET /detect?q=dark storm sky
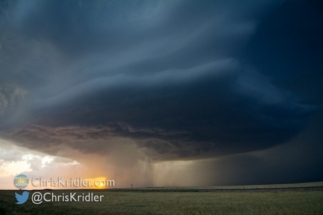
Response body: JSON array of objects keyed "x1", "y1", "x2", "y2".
[{"x1": 0, "y1": 0, "x2": 322, "y2": 184}]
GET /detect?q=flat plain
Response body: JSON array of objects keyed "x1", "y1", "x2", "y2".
[{"x1": 1, "y1": 182, "x2": 323, "y2": 215}]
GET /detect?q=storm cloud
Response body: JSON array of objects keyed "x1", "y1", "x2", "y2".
[{"x1": 0, "y1": 0, "x2": 322, "y2": 185}]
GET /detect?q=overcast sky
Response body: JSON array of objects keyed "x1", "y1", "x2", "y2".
[{"x1": 0, "y1": 0, "x2": 322, "y2": 188}]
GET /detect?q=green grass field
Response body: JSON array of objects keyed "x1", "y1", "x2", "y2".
[{"x1": 1, "y1": 182, "x2": 323, "y2": 215}]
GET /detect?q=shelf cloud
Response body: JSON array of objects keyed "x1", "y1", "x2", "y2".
[{"x1": 0, "y1": 0, "x2": 322, "y2": 186}]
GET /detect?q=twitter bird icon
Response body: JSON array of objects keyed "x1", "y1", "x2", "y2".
[{"x1": 15, "y1": 191, "x2": 30, "y2": 204}]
